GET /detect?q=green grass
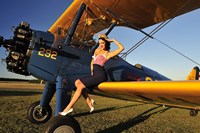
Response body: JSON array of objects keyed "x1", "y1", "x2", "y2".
[{"x1": 1, "y1": 89, "x2": 200, "y2": 133}]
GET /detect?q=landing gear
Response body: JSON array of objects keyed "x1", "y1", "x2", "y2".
[
  {"x1": 27, "y1": 101, "x2": 52, "y2": 124},
  {"x1": 42, "y1": 115, "x2": 81, "y2": 133},
  {"x1": 190, "y1": 109, "x2": 198, "y2": 117}
]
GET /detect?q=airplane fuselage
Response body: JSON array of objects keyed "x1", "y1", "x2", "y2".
[{"x1": 27, "y1": 30, "x2": 170, "y2": 89}]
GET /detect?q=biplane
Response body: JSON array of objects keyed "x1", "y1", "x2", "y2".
[{"x1": 1, "y1": 0, "x2": 200, "y2": 132}]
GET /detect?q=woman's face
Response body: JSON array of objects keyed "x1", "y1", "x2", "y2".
[{"x1": 98, "y1": 39, "x2": 106, "y2": 50}]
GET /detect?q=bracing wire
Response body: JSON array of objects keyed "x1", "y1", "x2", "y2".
[
  {"x1": 121, "y1": 18, "x2": 173, "y2": 59},
  {"x1": 154, "y1": 38, "x2": 200, "y2": 66}
]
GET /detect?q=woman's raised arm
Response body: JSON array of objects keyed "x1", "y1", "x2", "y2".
[{"x1": 106, "y1": 39, "x2": 124, "y2": 60}]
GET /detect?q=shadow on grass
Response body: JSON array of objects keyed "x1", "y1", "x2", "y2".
[
  {"x1": 0, "y1": 90, "x2": 42, "y2": 96},
  {"x1": 97, "y1": 105, "x2": 171, "y2": 133},
  {"x1": 73, "y1": 103, "x2": 146, "y2": 118}
]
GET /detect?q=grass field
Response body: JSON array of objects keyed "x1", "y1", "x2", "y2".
[{"x1": 0, "y1": 82, "x2": 200, "y2": 133}]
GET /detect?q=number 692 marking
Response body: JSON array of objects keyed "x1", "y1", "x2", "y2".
[{"x1": 38, "y1": 47, "x2": 57, "y2": 60}]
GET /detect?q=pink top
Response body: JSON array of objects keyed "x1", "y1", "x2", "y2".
[{"x1": 93, "y1": 52, "x2": 108, "y2": 66}]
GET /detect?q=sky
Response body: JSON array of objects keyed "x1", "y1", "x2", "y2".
[{"x1": 0, "y1": 0, "x2": 200, "y2": 80}]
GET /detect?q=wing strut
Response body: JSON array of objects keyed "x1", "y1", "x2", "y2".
[
  {"x1": 105, "y1": 8, "x2": 153, "y2": 39},
  {"x1": 90, "y1": 21, "x2": 117, "y2": 55},
  {"x1": 64, "y1": 3, "x2": 86, "y2": 46}
]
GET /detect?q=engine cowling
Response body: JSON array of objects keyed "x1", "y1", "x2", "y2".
[{"x1": 2, "y1": 22, "x2": 32, "y2": 75}]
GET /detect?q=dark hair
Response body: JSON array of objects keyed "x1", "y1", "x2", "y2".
[{"x1": 99, "y1": 37, "x2": 110, "y2": 51}]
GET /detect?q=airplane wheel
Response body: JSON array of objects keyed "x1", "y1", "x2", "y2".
[
  {"x1": 27, "y1": 101, "x2": 52, "y2": 124},
  {"x1": 42, "y1": 115, "x2": 81, "y2": 133},
  {"x1": 190, "y1": 109, "x2": 198, "y2": 117}
]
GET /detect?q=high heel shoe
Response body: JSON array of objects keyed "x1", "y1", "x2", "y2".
[
  {"x1": 90, "y1": 99, "x2": 96, "y2": 113},
  {"x1": 90, "y1": 107, "x2": 94, "y2": 113},
  {"x1": 59, "y1": 108, "x2": 73, "y2": 116}
]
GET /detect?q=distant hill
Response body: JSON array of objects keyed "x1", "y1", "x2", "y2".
[
  {"x1": 0, "y1": 78, "x2": 30, "y2": 82},
  {"x1": 0, "y1": 78, "x2": 44, "y2": 83}
]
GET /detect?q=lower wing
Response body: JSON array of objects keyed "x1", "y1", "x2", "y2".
[{"x1": 97, "y1": 80, "x2": 200, "y2": 110}]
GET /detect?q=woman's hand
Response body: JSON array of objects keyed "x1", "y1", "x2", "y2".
[
  {"x1": 105, "y1": 38, "x2": 114, "y2": 42},
  {"x1": 90, "y1": 59, "x2": 94, "y2": 75}
]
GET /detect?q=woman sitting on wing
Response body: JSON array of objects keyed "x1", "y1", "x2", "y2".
[{"x1": 60, "y1": 34, "x2": 124, "y2": 115}]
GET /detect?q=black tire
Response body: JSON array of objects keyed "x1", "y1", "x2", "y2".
[
  {"x1": 42, "y1": 115, "x2": 81, "y2": 133},
  {"x1": 27, "y1": 101, "x2": 52, "y2": 124},
  {"x1": 190, "y1": 109, "x2": 198, "y2": 117}
]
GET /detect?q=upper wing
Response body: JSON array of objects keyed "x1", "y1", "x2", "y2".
[{"x1": 49, "y1": 0, "x2": 200, "y2": 45}]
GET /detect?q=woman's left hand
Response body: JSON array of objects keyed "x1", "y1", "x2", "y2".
[{"x1": 105, "y1": 38, "x2": 114, "y2": 42}]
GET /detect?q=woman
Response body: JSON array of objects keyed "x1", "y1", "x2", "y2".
[{"x1": 59, "y1": 34, "x2": 124, "y2": 115}]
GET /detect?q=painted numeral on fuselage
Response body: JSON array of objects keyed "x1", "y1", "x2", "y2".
[{"x1": 38, "y1": 47, "x2": 57, "y2": 60}]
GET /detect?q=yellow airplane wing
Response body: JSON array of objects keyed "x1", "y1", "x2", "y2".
[
  {"x1": 98, "y1": 80, "x2": 200, "y2": 111},
  {"x1": 49, "y1": 0, "x2": 200, "y2": 45}
]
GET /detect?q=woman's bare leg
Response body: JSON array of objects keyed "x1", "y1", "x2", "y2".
[
  {"x1": 63, "y1": 79, "x2": 85, "y2": 112},
  {"x1": 82, "y1": 90, "x2": 92, "y2": 108}
]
